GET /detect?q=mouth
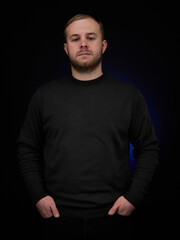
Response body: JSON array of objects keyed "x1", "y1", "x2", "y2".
[{"x1": 77, "y1": 52, "x2": 92, "y2": 56}]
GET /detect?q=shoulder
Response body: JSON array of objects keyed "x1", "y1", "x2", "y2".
[
  {"x1": 38, "y1": 76, "x2": 68, "y2": 92},
  {"x1": 29, "y1": 76, "x2": 70, "y2": 106},
  {"x1": 104, "y1": 72, "x2": 142, "y2": 97},
  {"x1": 33, "y1": 75, "x2": 70, "y2": 99}
]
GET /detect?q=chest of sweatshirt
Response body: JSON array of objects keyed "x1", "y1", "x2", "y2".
[{"x1": 38, "y1": 76, "x2": 135, "y2": 158}]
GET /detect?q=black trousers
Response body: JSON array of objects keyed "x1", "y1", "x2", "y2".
[{"x1": 40, "y1": 214, "x2": 133, "y2": 240}]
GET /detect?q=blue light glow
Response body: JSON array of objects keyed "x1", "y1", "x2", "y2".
[{"x1": 130, "y1": 143, "x2": 135, "y2": 175}]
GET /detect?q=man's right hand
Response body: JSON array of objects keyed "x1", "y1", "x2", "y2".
[{"x1": 36, "y1": 196, "x2": 60, "y2": 218}]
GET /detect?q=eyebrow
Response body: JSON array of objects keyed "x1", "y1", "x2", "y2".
[{"x1": 70, "y1": 32, "x2": 97, "y2": 39}]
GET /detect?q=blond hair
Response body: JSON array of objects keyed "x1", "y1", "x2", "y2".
[{"x1": 64, "y1": 14, "x2": 105, "y2": 42}]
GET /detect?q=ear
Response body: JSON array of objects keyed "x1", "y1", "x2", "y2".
[
  {"x1": 64, "y1": 43, "x2": 69, "y2": 56},
  {"x1": 102, "y1": 40, "x2": 107, "y2": 54}
]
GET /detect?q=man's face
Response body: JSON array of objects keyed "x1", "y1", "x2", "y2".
[{"x1": 64, "y1": 18, "x2": 107, "y2": 72}]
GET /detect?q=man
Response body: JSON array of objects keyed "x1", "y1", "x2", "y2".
[{"x1": 17, "y1": 14, "x2": 159, "y2": 239}]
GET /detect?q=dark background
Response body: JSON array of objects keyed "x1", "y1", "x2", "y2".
[{"x1": 6, "y1": 1, "x2": 179, "y2": 238}]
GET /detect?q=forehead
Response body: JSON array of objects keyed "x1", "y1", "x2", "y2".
[{"x1": 66, "y1": 18, "x2": 100, "y2": 36}]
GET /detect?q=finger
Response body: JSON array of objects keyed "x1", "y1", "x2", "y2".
[
  {"x1": 44, "y1": 208, "x2": 53, "y2": 218},
  {"x1": 108, "y1": 203, "x2": 119, "y2": 215},
  {"x1": 50, "y1": 203, "x2": 60, "y2": 218},
  {"x1": 117, "y1": 207, "x2": 125, "y2": 216},
  {"x1": 37, "y1": 204, "x2": 53, "y2": 218}
]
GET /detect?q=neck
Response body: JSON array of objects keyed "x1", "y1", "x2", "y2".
[{"x1": 71, "y1": 64, "x2": 103, "y2": 81}]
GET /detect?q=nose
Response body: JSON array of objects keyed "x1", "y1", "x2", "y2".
[{"x1": 80, "y1": 39, "x2": 88, "y2": 49}]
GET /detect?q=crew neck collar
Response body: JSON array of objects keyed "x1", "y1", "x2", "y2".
[{"x1": 70, "y1": 73, "x2": 106, "y2": 86}]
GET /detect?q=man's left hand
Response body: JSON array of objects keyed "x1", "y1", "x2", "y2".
[{"x1": 108, "y1": 196, "x2": 135, "y2": 216}]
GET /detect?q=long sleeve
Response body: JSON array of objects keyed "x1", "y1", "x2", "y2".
[
  {"x1": 124, "y1": 90, "x2": 159, "y2": 207},
  {"x1": 17, "y1": 89, "x2": 47, "y2": 204}
]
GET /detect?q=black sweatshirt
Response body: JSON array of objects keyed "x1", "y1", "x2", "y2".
[{"x1": 17, "y1": 73, "x2": 159, "y2": 218}]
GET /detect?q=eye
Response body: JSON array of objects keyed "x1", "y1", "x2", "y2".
[
  {"x1": 72, "y1": 38, "x2": 79, "y2": 42},
  {"x1": 88, "y1": 37, "x2": 95, "y2": 40}
]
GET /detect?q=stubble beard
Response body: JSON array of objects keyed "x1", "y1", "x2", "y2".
[{"x1": 69, "y1": 52, "x2": 103, "y2": 73}]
